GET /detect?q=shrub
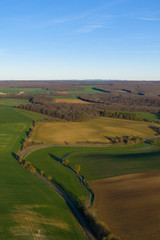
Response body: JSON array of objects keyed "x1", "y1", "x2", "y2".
[
  {"x1": 61, "y1": 158, "x2": 70, "y2": 167},
  {"x1": 74, "y1": 165, "x2": 81, "y2": 174},
  {"x1": 47, "y1": 176, "x2": 53, "y2": 181}
]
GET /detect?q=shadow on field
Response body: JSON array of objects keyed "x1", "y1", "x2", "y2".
[
  {"x1": 113, "y1": 151, "x2": 160, "y2": 160},
  {"x1": 20, "y1": 138, "x2": 25, "y2": 145},
  {"x1": 48, "y1": 153, "x2": 59, "y2": 162},
  {"x1": 149, "y1": 125, "x2": 160, "y2": 135},
  {"x1": 80, "y1": 150, "x2": 160, "y2": 161},
  {"x1": 11, "y1": 152, "x2": 19, "y2": 160}
]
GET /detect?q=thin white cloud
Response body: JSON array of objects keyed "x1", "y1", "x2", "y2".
[
  {"x1": 138, "y1": 17, "x2": 160, "y2": 21},
  {"x1": 76, "y1": 25, "x2": 103, "y2": 33}
]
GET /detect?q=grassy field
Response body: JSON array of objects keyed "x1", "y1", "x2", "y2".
[
  {"x1": 0, "y1": 105, "x2": 88, "y2": 240},
  {"x1": 0, "y1": 87, "x2": 48, "y2": 94},
  {"x1": 15, "y1": 108, "x2": 56, "y2": 121},
  {"x1": 23, "y1": 143, "x2": 160, "y2": 240},
  {"x1": 89, "y1": 172, "x2": 160, "y2": 240},
  {"x1": 68, "y1": 85, "x2": 104, "y2": 94},
  {"x1": 0, "y1": 98, "x2": 29, "y2": 106},
  {"x1": 25, "y1": 147, "x2": 90, "y2": 205},
  {"x1": 24, "y1": 144, "x2": 160, "y2": 180},
  {"x1": 31, "y1": 117, "x2": 160, "y2": 145}
]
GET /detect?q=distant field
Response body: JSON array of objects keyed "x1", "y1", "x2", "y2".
[
  {"x1": 89, "y1": 172, "x2": 160, "y2": 240},
  {"x1": 56, "y1": 91, "x2": 68, "y2": 94},
  {"x1": 0, "y1": 105, "x2": 88, "y2": 240},
  {"x1": 0, "y1": 98, "x2": 29, "y2": 106},
  {"x1": 0, "y1": 87, "x2": 48, "y2": 94},
  {"x1": 104, "y1": 110, "x2": 160, "y2": 122},
  {"x1": 52, "y1": 95, "x2": 79, "y2": 99},
  {"x1": 68, "y1": 85, "x2": 103, "y2": 94},
  {"x1": 55, "y1": 98, "x2": 91, "y2": 104},
  {"x1": 31, "y1": 117, "x2": 160, "y2": 145}
]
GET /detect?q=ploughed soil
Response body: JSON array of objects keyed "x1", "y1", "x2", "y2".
[
  {"x1": 89, "y1": 172, "x2": 160, "y2": 240},
  {"x1": 55, "y1": 98, "x2": 90, "y2": 104},
  {"x1": 56, "y1": 91, "x2": 68, "y2": 94}
]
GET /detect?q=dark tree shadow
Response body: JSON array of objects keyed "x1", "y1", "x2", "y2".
[
  {"x1": 48, "y1": 153, "x2": 60, "y2": 162},
  {"x1": 20, "y1": 138, "x2": 25, "y2": 145},
  {"x1": 11, "y1": 152, "x2": 19, "y2": 161},
  {"x1": 149, "y1": 125, "x2": 160, "y2": 135}
]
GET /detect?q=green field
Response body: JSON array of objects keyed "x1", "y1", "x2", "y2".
[
  {"x1": 0, "y1": 105, "x2": 88, "y2": 240},
  {"x1": 67, "y1": 145, "x2": 160, "y2": 180},
  {"x1": 0, "y1": 87, "x2": 48, "y2": 94},
  {"x1": 25, "y1": 147, "x2": 90, "y2": 205},
  {"x1": 15, "y1": 108, "x2": 56, "y2": 121},
  {"x1": 0, "y1": 98, "x2": 29, "y2": 106},
  {"x1": 68, "y1": 85, "x2": 103, "y2": 94},
  {"x1": 24, "y1": 144, "x2": 160, "y2": 181}
]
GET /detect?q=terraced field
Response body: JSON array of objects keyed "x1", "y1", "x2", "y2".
[{"x1": 0, "y1": 105, "x2": 88, "y2": 240}]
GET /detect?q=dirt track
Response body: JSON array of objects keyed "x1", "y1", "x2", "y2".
[{"x1": 89, "y1": 172, "x2": 160, "y2": 240}]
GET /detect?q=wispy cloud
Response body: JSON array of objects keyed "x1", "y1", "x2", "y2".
[
  {"x1": 76, "y1": 25, "x2": 103, "y2": 33},
  {"x1": 138, "y1": 17, "x2": 160, "y2": 21}
]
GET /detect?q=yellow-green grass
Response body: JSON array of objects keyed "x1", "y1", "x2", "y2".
[
  {"x1": 31, "y1": 117, "x2": 160, "y2": 145},
  {"x1": 0, "y1": 98, "x2": 29, "y2": 106},
  {"x1": 0, "y1": 105, "x2": 88, "y2": 240}
]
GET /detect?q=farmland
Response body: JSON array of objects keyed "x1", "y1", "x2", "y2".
[
  {"x1": 0, "y1": 104, "x2": 88, "y2": 240},
  {"x1": 89, "y1": 172, "x2": 160, "y2": 240},
  {"x1": 55, "y1": 98, "x2": 90, "y2": 104},
  {"x1": 0, "y1": 98, "x2": 29, "y2": 106},
  {"x1": 0, "y1": 87, "x2": 48, "y2": 94},
  {"x1": 68, "y1": 85, "x2": 103, "y2": 94},
  {"x1": 23, "y1": 144, "x2": 160, "y2": 181},
  {"x1": 2, "y1": 80, "x2": 160, "y2": 240},
  {"x1": 23, "y1": 143, "x2": 160, "y2": 240},
  {"x1": 30, "y1": 117, "x2": 160, "y2": 145},
  {"x1": 25, "y1": 147, "x2": 90, "y2": 205}
]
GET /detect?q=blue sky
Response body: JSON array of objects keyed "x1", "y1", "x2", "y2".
[{"x1": 0, "y1": 0, "x2": 160, "y2": 80}]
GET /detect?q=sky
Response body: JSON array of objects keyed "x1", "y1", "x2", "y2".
[{"x1": 0, "y1": 0, "x2": 160, "y2": 80}]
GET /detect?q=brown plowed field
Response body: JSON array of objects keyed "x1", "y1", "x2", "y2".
[
  {"x1": 55, "y1": 98, "x2": 90, "y2": 104},
  {"x1": 56, "y1": 91, "x2": 68, "y2": 94},
  {"x1": 89, "y1": 172, "x2": 160, "y2": 240}
]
